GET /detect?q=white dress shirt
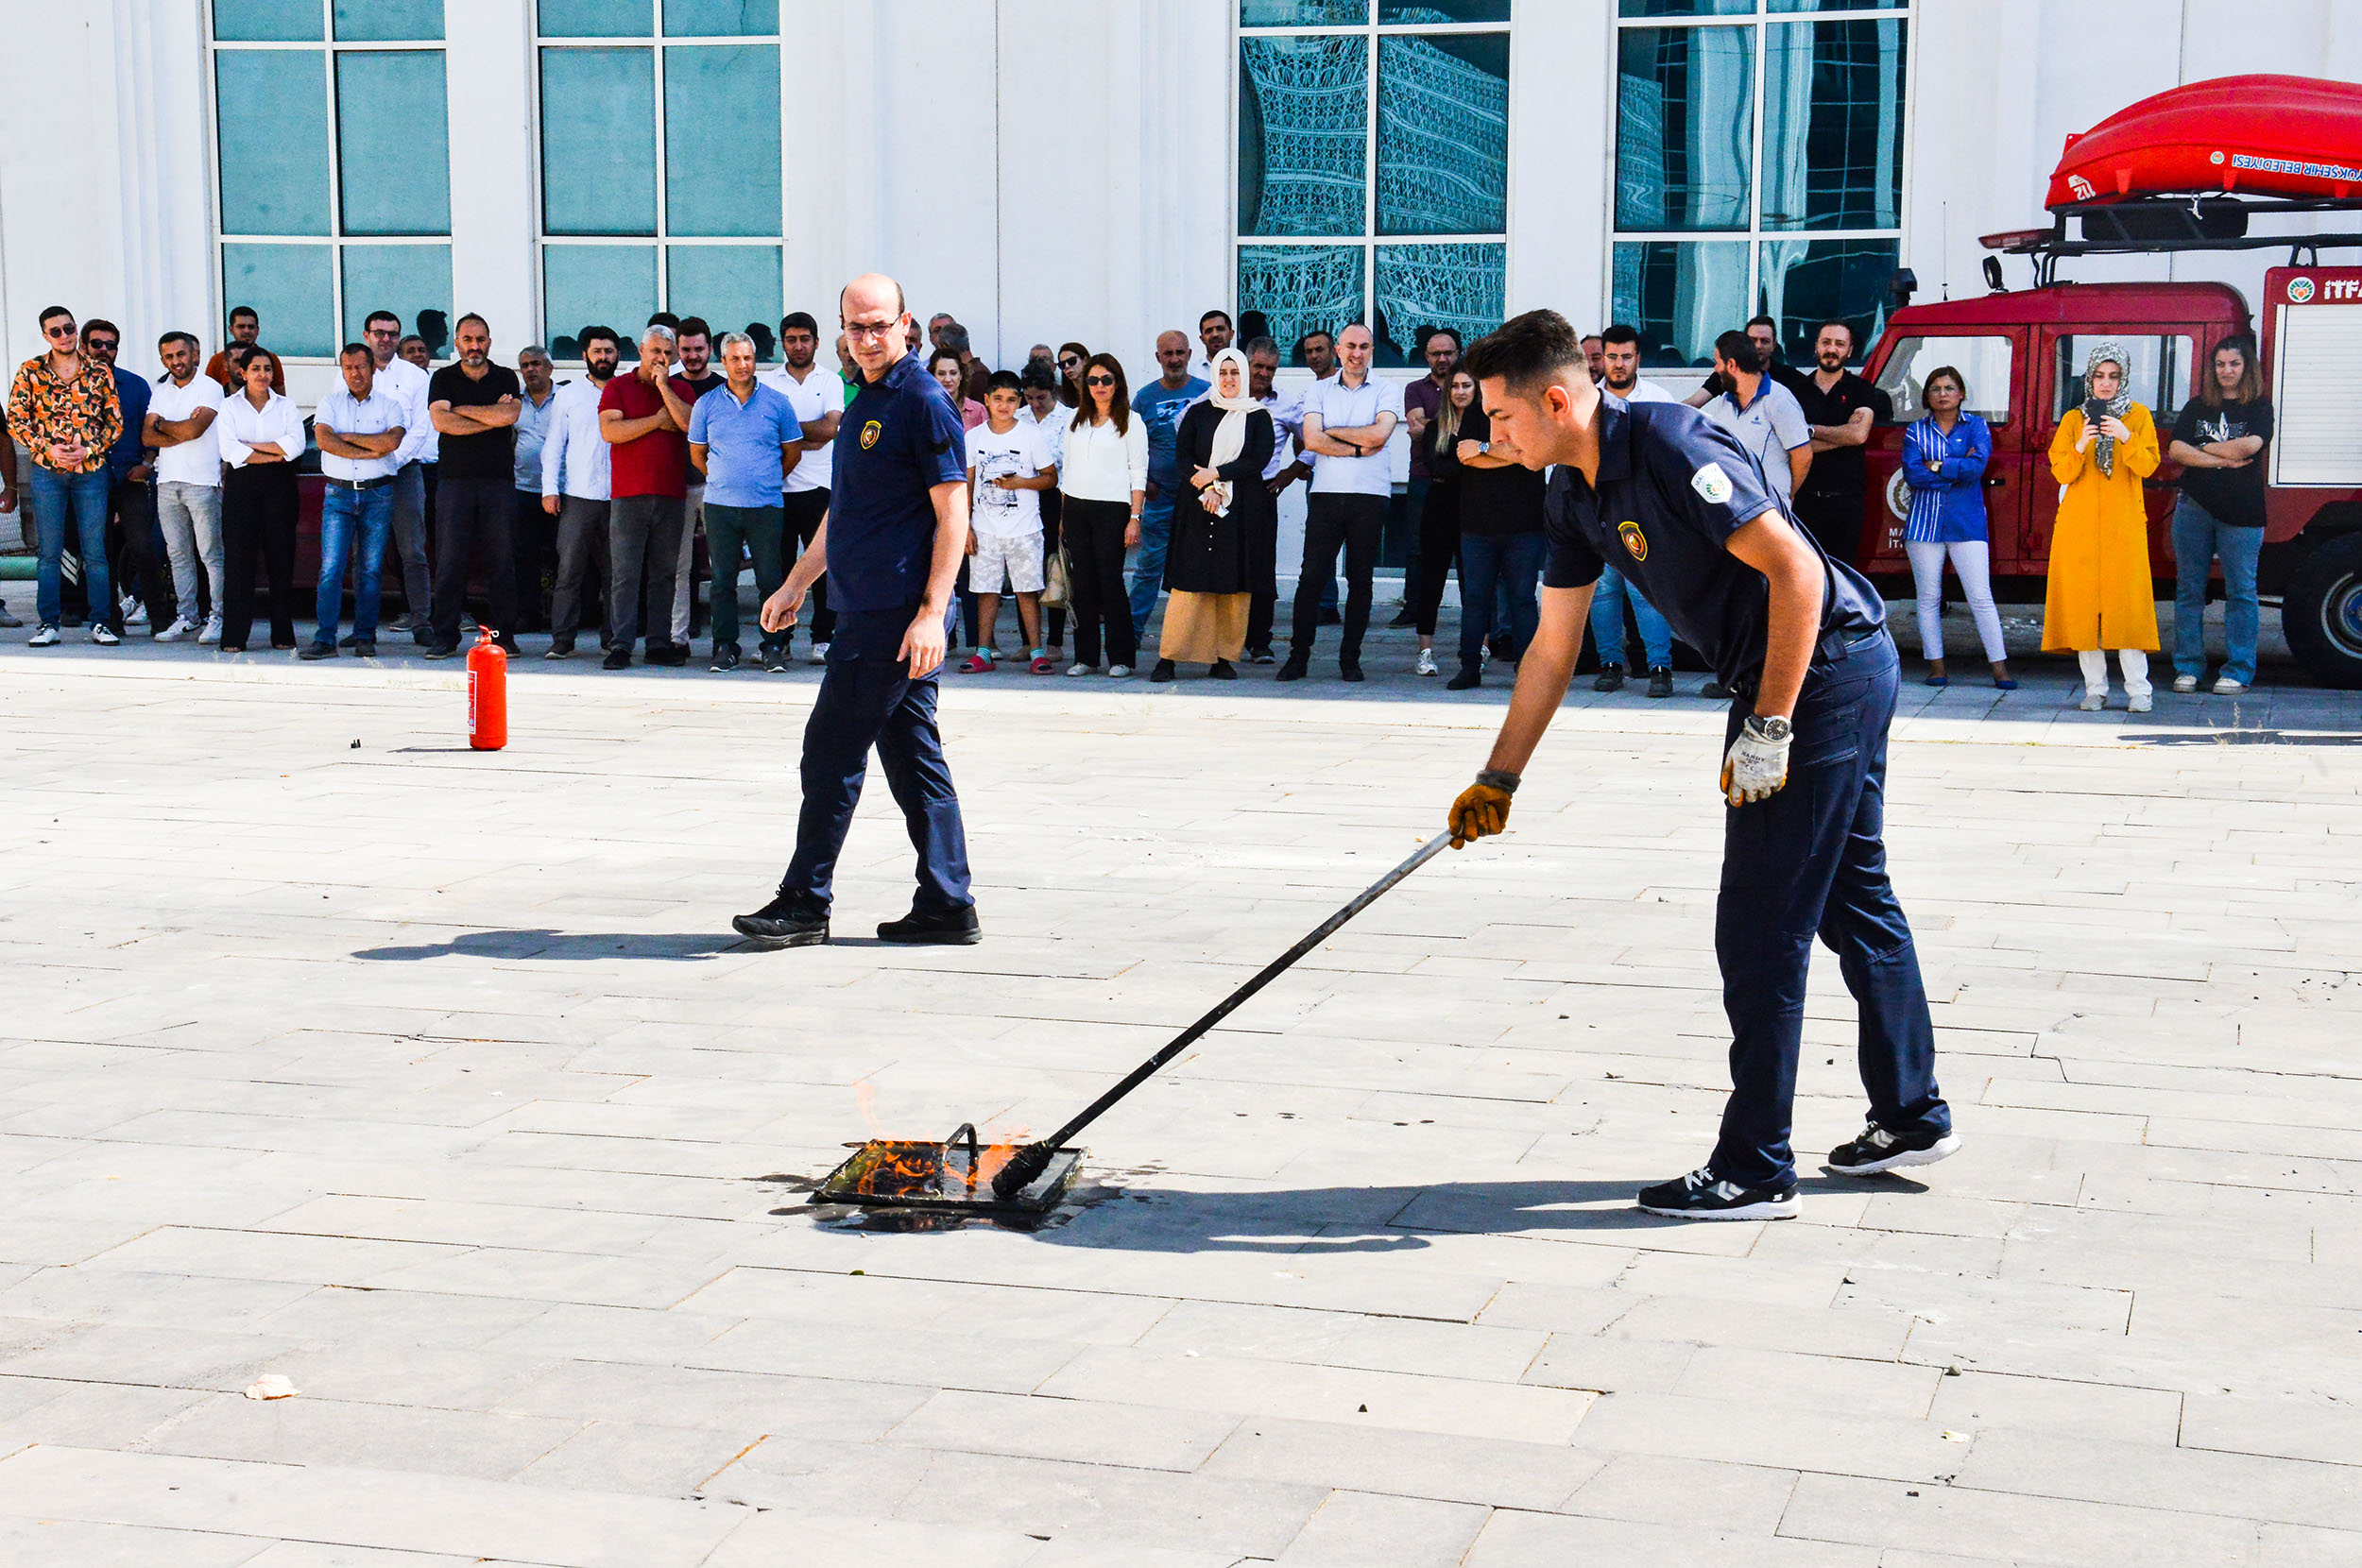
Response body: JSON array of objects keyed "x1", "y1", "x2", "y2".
[
  {"x1": 761, "y1": 364, "x2": 847, "y2": 493},
  {"x1": 1257, "y1": 386, "x2": 1304, "y2": 482},
  {"x1": 540, "y1": 376, "x2": 613, "y2": 502},
  {"x1": 214, "y1": 389, "x2": 307, "y2": 470},
  {"x1": 372, "y1": 355, "x2": 433, "y2": 468},
  {"x1": 1021, "y1": 401, "x2": 1073, "y2": 469},
  {"x1": 1057, "y1": 414, "x2": 1148, "y2": 504},
  {"x1": 313, "y1": 385, "x2": 408, "y2": 483},
  {"x1": 148, "y1": 373, "x2": 226, "y2": 487}
]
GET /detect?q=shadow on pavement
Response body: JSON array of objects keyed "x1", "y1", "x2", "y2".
[
  {"x1": 354, "y1": 929, "x2": 747, "y2": 962},
  {"x1": 2128, "y1": 729, "x2": 2361, "y2": 746}
]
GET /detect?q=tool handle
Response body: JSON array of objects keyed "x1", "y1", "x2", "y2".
[{"x1": 1036, "y1": 833, "x2": 1450, "y2": 1153}]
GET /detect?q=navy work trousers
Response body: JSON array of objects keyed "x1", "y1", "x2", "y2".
[
  {"x1": 778, "y1": 607, "x2": 974, "y2": 916},
  {"x1": 1711, "y1": 630, "x2": 1950, "y2": 1185}
]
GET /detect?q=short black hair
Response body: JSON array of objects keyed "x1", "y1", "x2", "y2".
[
  {"x1": 780, "y1": 311, "x2": 818, "y2": 336},
  {"x1": 1714, "y1": 329, "x2": 1758, "y2": 367},
  {"x1": 1580, "y1": 332, "x2": 1604, "y2": 346},
  {"x1": 1200, "y1": 308, "x2": 1234, "y2": 332},
  {"x1": 39, "y1": 305, "x2": 73, "y2": 328},
  {"x1": 338, "y1": 342, "x2": 372, "y2": 363},
  {"x1": 929, "y1": 346, "x2": 964, "y2": 371},
  {"x1": 229, "y1": 305, "x2": 259, "y2": 323},
  {"x1": 1462, "y1": 309, "x2": 1589, "y2": 397},
  {"x1": 1421, "y1": 326, "x2": 1463, "y2": 351},
  {"x1": 984, "y1": 369, "x2": 1023, "y2": 396},
  {"x1": 1600, "y1": 323, "x2": 1642, "y2": 349},
  {"x1": 578, "y1": 325, "x2": 621, "y2": 355},
  {"x1": 647, "y1": 311, "x2": 681, "y2": 332},
  {"x1": 1300, "y1": 327, "x2": 1334, "y2": 346},
  {"x1": 454, "y1": 312, "x2": 489, "y2": 335},
  {"x1": 676, "y1": 315, "x2": 711, "y2": 342},
  {"x1": 1018, "y1": 365, "x2": 1058, "y2": 392},
  {"x1": 81, "y1": 317, "x2": 121, "y2": 342},
  {"x1": 158, "y1": 330, "x2": 200, "y2": 354},
  {"x1": 1746, "y1": 314, "x2": 1777, "y2": 333},
  {"x1": 1814, "y1": 318, "x2": 1856, "y2": 345},
  {"x1": 365, "y1": 310, "x2": 401, "y2": 332}
]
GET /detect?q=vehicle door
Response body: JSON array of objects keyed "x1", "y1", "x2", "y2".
[
  {"x1": 1865, "y1": 332, "x2": 2027, "y2": 572},
  {"x1": 2028, "y1": 328, "x2": 2198, "y2": 569}
]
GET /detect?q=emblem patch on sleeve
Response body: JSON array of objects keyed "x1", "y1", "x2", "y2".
[
  {"x1": 1690, "y1": 462, "x2": 1733, "y2": 504},
  {"x1": 1617, "y1": 520, "x2": 1649, "y2": 561}
]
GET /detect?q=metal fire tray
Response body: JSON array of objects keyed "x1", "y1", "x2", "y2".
[{"x1": 809, "y1": 1125, "x2": 1081, "y2": 1214}]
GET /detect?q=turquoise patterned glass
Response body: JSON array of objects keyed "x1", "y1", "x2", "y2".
[
  {"x1": 539, "y1": 47, "x2": 658, "y2": 235},
  {"x1": 334, "y1": 0, "x2": 444, "y2": 40},
  {"x1": 1610, "y1": 239, "x2": 1749, "y2": 366},
  {"x1": 221, "y1": 244, "x2": 336, "y2": 359},
  {"x1": 664, "y1": 0, "x2": 779, "y2": 33},
  {"x1": 1374, "y1": 242, "x2": 1503, "y2": 366},
  {"x1": 538, "y1": 0, "x2": 653, "y2": 35},
  {"x1": 1618, "y1": 0, "x2": 1754, "y2": 15},
  {"x1": 340, "y1": 246, "x2": 454, "y2": 354},
  {"x1": 335, "y1": 52, "x2": 451, "y2": 236},
  {"x1": 1377, "y1": 34, "x2": 1508, "y2": 235},
  {"x1": 1616, "y1": 25, "x2": 1754, "y2": 230},
  {"x1": 1238, "y1": 246, "x2": 1363, "y2": 366},
  {"x1": 1239, "y1": 36, "x2": 1368, "y2": 237},
  {"x1": 1241, "y1": 0, "x2": 1367, "y2": 23},
  {"x1": 1759, "y1": 18, "x2": 1905, "y2": 230},
  {"x1": 664, "y1": 44, "x2": 780, "y2": 236},
  {"x1": 1378, "y1": 1, "x2": 1510, "y2": 20},
  {"x1": 216, "y1": 51, "x2": 331, "y2": 236},
  {"x1": 667, "y1": 247, "x2": 782, "y2": 354},
  {"x1": 545, "y1": 247, "x2": 659, "y2": 356},
  {"x1": 213, "y1": 0, "x2": 322, "y2": 42}
]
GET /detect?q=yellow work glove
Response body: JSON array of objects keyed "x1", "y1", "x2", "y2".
[{"x1": 1448, "y1": 770, "x2": 1520, "y2": 848}]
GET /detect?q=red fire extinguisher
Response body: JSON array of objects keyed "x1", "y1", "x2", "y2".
[{"x1": 467, "y1": 627, "x2": 507, "y2": 751}]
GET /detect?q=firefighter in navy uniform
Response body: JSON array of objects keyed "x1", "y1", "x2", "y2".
[
  {"x1": 1450, "y1": 310, "x2": 1957, "y2": 1219},
  {"x1": 734, "y1": 273, "x2": 979, "y2": 948}
]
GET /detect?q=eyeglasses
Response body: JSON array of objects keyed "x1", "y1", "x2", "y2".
[
  {"x1": 43, "y1": 323, "x2": 77, "y2": 339},
  {"x1": 844, "y1": 319, "x2": 900, "y2": 342},
  {"x1": 1059, "y1": 357, "x2": 1082, "y2": 369},
  {"x1": 1086, "y1": 374, "x2": 1115, "y2": 386},
  {"x1": 86, "y1": 339, "x2": 118, "y2": 353}
]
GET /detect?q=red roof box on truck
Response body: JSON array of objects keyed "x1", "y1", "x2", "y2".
[{"x1": 2046, "y1": 75, "x2": 2362, "y2": 208}]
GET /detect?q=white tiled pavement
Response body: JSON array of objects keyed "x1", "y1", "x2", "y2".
[{"x1": 1, "y1": 622, "x2": 2358, "y2": 1567}]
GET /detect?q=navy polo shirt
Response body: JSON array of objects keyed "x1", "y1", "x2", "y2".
[
  {"x1": 827, "y1": 352, "x2": 968, "y2": 613},
  {"x1": 107, "y1": 365, "x2": 152, "y2": 484},
  {"x1": 1543, "y1": 394, "x2": 1884, "y2": 691}
]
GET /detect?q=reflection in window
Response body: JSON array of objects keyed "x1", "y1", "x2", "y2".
[
  {"x1": 1377, "y1": 34, "x2": 1508, "y2": 236},
  {"x1": 665, "y1": 45, "x2": 780, "y2": 237},
  {"x1": 2055, "y1": 335, "x2": 2194, "y2": 427},
  {"x1": 1242, "y1": 0, "x2": 1369, "y2": 24},
  {"x1": 1757, "y1": 237, "x2": 1897, "y2": 358},
  {"x1": 1239, "y1": 247, "x2": 1363, "y2": 363},
  {"x1": 222, "y1": 244, "x2": 336, "y2": 359},
  {"x1": 1616, "y1": 26, "x2": 1753, "y2": 230},
  {"x1": 1759, "y1": 19, "x2": 1902, "y2": 230},
  {"x1": 1379, "y1": 0, "x2": 1510, "y2": 20},
  {"x1": 335, "y1": 52, "x2": 452, "y2": 236},
  {"x1": 1612, "y1": 239, "x2": 1749, "y2": 366},
  {"x1": 1239, "y1": 36, "x2": 1368, "y2": 238},
  {"x1": 340, "y1": 245, "x2": 454, "y2": 353},
  {"x1": 1874, "y1": 336, "x2": 2014, "y2": 424},
  {"x1": 1620, "y1": 0, "x2": 1754, "y2": 14},
  {"x1": 545, "y1": 247, "x2": 659, "y2": 360},
  {"x1": 1375, "y1": 244, "x2": 1505, "y2": 364}
]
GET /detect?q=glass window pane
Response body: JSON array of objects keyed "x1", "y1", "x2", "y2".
[
  {"x1": 1379, "y1": 1, "x2": 1511, "y2": 19},
  {"x1": 667, "y1": 246, "x2": 782, "y2": 356},
  {"x1": 221, "y1": 244, "x2": 335, "y2": 359},
  {"x1": 2053, "y1": 334, "x2": 2194, "y2": 427},
  {"x1": 1874, "y1": 336, "x2": 2013, "y2": 424},
  {"x1": 1616, "y1": 26, "x2": 1753, "y2": 231},
  {"x1": 340, "y1": 245, "x2": 454, "y2": 356},
  {"x1": 1374, "y1": 243, "x2": 1502, "y2": 367},
  {"x1": 540, "y1": 47, "x2": 657, "y2": 235},
  {"x1": 1760, "y1": 19, "x2": 1904, "y2": 230},
  {"x1": 664, "y1": 0, "x2": 779, "y2": 33},
  {"x1": 545, "y1": 246, "x2": 659, "y2": 358},
  {"x1": 335, "y1": 52, "x2": 451, "y2": 236},
  {"x1": 1768, "y1": 0, "x2": 1894, "y2": 11},
  {"x1": 334, "y1": 1, "x2": 443, "y2": 40},
  {"x1": 1757, "y1": 236, "x2": 1898, "y2": 364},
  {"x1": 213, "y1": 0, "x2": 322, "y2": 42},
  {"x1": 539, "y1": 0, "x2": 654, "y2": 35},
  {"x1": 1239, "y1": 245, "x2": 1364, "y2": 366},
  {"x1": 1378, "y1": 35, "x2": 1508, "y2": 236},
  {"x1": 1611, "y1": 239, "x2": 1749, "y2": 367},
  {"x1": 216, "y1": 51, "x2": 331, "y2": 236},
  {"x1": 1239, "y1": 36, "x2": 1369, "y2": 238},
  {"x1": 1619, "y1": 0, "x2": 1754, "y2": 15},
  {"x1": 664, "y1": 44, "x2": 780, "y2": 236},
  {"x1": 1242, "y1": 0, "x2": 1368, "y2": 24}
]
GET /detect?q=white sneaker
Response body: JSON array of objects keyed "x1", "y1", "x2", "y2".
[
  {"x1": 2079, "y1": 690, "x2": 2106, "y2": 711},
  {"x1": 126, "y1": 604, "x2": 149, "y2": 628},
  {"x1": 2212, "y1": 676, "x2": 2247, "y2": 694},
  {"x1": 1415, "y1": 648, "x2": 1438, "y2": 676},
  {"x1": 2171, "y1": 673, "x2": 2199, "y2": 693},
  {"x1": 198, "y1": 615, "x2": 223, "y2": 645},
  {"x1": 1106, "y1": 663, "x2": 1134, "y2": 679},
  {"x1": 156, "y1": 615, "x2": 198, "y2": 642},
  {"x1": 806, "y1": 641, "x2": 829, "y2": 665},
  {"x1": 2128, "y1": 692, "x2": 2152, "y2": 713},
  {"x1": 91, "y1": 623, "x2": 120, "y2": 646},
  {"x1": 1066, "y1": 662, "x2": 1096, "y2": 677},
  {"x1": 28, "y1": 624, "x2": 60, "y2": 647}
]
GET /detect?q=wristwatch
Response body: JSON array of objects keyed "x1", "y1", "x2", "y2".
[{"x1": 1744, "y1": 715, "x2": 1792, "y2": 742}]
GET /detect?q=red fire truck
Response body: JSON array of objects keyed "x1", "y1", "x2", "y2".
[{"x1": 1852, "y1": 75, "x2": 2362, "y2": 686}]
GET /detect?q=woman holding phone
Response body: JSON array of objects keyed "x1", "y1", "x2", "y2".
[{"x1": 2043, "y1": 343, "x2": 2160, "y2": 711}]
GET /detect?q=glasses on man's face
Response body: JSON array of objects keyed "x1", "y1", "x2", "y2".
[
  {"x1": 44, "y1": 324, "x2": 77, "y2": 339},
  {"x1": 844, "y1": 319, "x2": 900, "y2": 342},
  {"x1": 86, "y1": 339, "x2": 118, "y2": 355},
  {"x1": 1086, "y1": 374, "x2": 1115, "y2": 387}
]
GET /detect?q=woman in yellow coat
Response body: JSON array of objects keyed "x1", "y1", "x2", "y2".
[{"x1": 2044, "y1": 343, "x2": 2161, "y2": 711}]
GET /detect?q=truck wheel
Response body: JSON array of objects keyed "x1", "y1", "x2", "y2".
[{"x1": 2283, "y1": 532, "x2": 2362, "y2": 690}]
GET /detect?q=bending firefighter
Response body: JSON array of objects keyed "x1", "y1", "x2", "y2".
[{"x1": 1447, "y1": 311, "x2": 1957, "y2": 1220}]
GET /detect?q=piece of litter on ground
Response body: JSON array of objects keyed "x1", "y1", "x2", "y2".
[
  {"x1": 244, "y1": 1374, "x2": 299, "y2": 1401},
  {"x1": 1940, "y1": 1429, "x2": 1972, "y2": 1442}
]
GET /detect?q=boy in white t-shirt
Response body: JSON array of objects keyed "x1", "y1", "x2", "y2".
[{"x1": 960, "y1": 371, "x2": 1059, "y2": 673}]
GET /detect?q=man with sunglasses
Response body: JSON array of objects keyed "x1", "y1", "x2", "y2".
[
  {"x1": 8, "y1": 306, "x2": 124, "y2": 645},
  {"x1": 736, "y1": 273, "x2": 979, "y2": 950},
  {"x1": 79, "y1": 320, "x2": 175, "y2": 636}
]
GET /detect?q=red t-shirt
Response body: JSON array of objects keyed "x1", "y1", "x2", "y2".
[{"x1": 599, "y1": 372, "x2": 694, "y2": 499}]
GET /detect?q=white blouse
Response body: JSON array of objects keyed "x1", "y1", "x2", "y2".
[
  {"x1": 1058, "y1": 414, "x2": 1148, "y2": 504},
  {"x1": 214, "y1": 390, "x2": 308, "y2": 470}
]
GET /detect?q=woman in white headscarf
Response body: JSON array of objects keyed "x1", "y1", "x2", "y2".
[
  {"x1": 1155, "y1": 348, "x2": 1274, "y2": 681},
  {"x1": 2044, "y1": 342, "x2": 2161, "y2": 711}
]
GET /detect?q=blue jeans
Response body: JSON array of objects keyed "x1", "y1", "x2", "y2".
[
  {"x1": 1455, "y1": 531, "x2": 1544, "y2": 674},
  {"x1": 316, "y1": 484, "x2": 394, "y2": 644},
  {"x1": 1714, "y1": 632, "x2": 1949, "y2": 1185},
  {"x1": 2171, "y1": 495, "x2": 2263, "y2": 685},
  {"x1": 1590, "y1": 564, "x2": 1674, "y2": 670},
  {"x1": 1128, "y1": 492, "x2": 1176, "y2": 639},
  {"x1": 28, "y1": 467, "x2": 113, "y2": 629}
]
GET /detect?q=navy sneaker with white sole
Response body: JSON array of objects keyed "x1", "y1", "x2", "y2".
[
  {"x1": 1826, "y1": 1123, "x2": 1961, "y2": 1176},
  {"x1": 1636, "y1": 1167, "x2": 1798, "y2": 1220}
]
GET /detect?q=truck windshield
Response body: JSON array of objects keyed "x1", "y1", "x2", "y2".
[
  {"x1": 1875, "y1": 335, "x2": 2012, "y2": 423},
  {"x1": 2054, "y1": 334, "x2": 2194, "y2": 428}
]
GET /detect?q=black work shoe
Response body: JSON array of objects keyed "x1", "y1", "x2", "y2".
[
  {"x1": 422, "y1": 641, "x2": 460, "y2": 660},
  {"x1": 1209, "y1": 659, "x2": 1237, "y2": 680},
  {"x1": 495, "y1": 634, "x2": 522, "y2": 657},
  {"x1": 602, "y1": 647, "x2": 632, "y2": 671},
  {"x1": 1592, "y1": 664, "x2": 1626, "y2": 693},
  {"x1": 1387, "y1": 606, "x2": 1418, "y2": 629},
  {"x1": 1446, "y1": 668, "x2": 1481, "y2": 690},
  {"x1": 732, "y1": 895, "x2": 830, "y2": 948},
  {"x1": 1149, "y1": 658, "x2": 1176, "y2": 682},
  {"x1": 1636, "y1": 1167, "x2": 1798, "y2": 1220},
  {"x1": 1648, "y1": 666, "x2": 1674, "y2": 699},
  {"x1": 339, "y1": 632, "x2": 361, "y2": 649},
  {"x1": 710, "y1": 641, "x2": 741, "y2": 673},
  {"x1": 1275, "y1": 652, "x2": 1309, "y2": 682},
  {"x1": 1700, "y1": 679, "x2": 1735, "y2": 700},
  {"x1": 1247, "y1": 647, "x2": 1275, "y2": 666},
  {"x1": 761, "y1": 645, "x2": 788, "y2": 673},
  {"x1": 1339, "y1": 657, "x2": 1365, "y2": 682},
  {"x1": 647, "y1": 642, "x2": 689, "y2": 667},
  {"x1": 353, "y1": 640, "x2": 377, "y2": 658},
  {"x1": 1319, "y1": 605, "x2": 1343, "y2": 626},
  {"x1": 543, "y1": 640, "x2": 573, "y2": 660},
  {"x1": 876, "y1": 905, "x2": 983, "y2": 946},
  {"x1": 1826, "y1": 1123, "x2": 1962, "y2": 1176},
  {"x1": 300, "y1": 641, "x2": 336, "y2": 660}
]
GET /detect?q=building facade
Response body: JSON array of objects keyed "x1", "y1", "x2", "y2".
[{"x1": 4, "y1": 1, "x2": 2357, "y2": 401}]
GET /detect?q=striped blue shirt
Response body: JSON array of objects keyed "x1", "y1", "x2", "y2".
[{"x1": 1901, "y1": 413, "x2": 1992, "y2": 544}]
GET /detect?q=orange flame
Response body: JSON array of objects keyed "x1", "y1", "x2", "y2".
[{"x1": 843, "y1": 1079, "x2": 1031, "y2": 1199}]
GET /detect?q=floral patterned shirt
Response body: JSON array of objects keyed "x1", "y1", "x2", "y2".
[{"x1": 7, "y1": 354, "x2": 123, "y2": 475}]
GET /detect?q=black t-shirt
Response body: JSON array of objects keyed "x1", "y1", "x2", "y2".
[
  {"x1": 2172, "y1": 397, "x2": 2273, "y2": 529},
  {"x1": 1544, "y1": 395, "x2": 1885, "y2": 693},
  {"x1": 1436, "y1": 408, "x2": 1544, "y2": 536},
  {"x1": 1787, "y1": 368, "x2": 1893, "y2": 501},
  {"x1": 427, "y1": 364, "x2": 523, "y2": 481}
]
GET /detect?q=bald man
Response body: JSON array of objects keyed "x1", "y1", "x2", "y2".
[{"x1": 735, "y1": 274, "x2": 980, "y2": 948}]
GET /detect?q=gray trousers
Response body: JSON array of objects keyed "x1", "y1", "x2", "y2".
[
  {"x1": 553, "y1": 495, "x2": 610, "y2": 644},
  {"x1": 389, "y1": 462, "x2": 432, "y2": 620},
  {"x1": 155, "y1": 480, "x2": 224, "y2": 623},
  {"x1": 670, "y1": 481, "x2": 705, "y2": 643},
  {"x1": 608, "y1": 493, "x2": 685, "y2": 652}
]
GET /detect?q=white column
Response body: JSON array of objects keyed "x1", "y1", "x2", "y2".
[
  {"x1": 1507, "y1": 0, "x2": 1609, "y2": 323},
  {"x1": 444, "y1": 0, "x2": 538, "y2": 350}
]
